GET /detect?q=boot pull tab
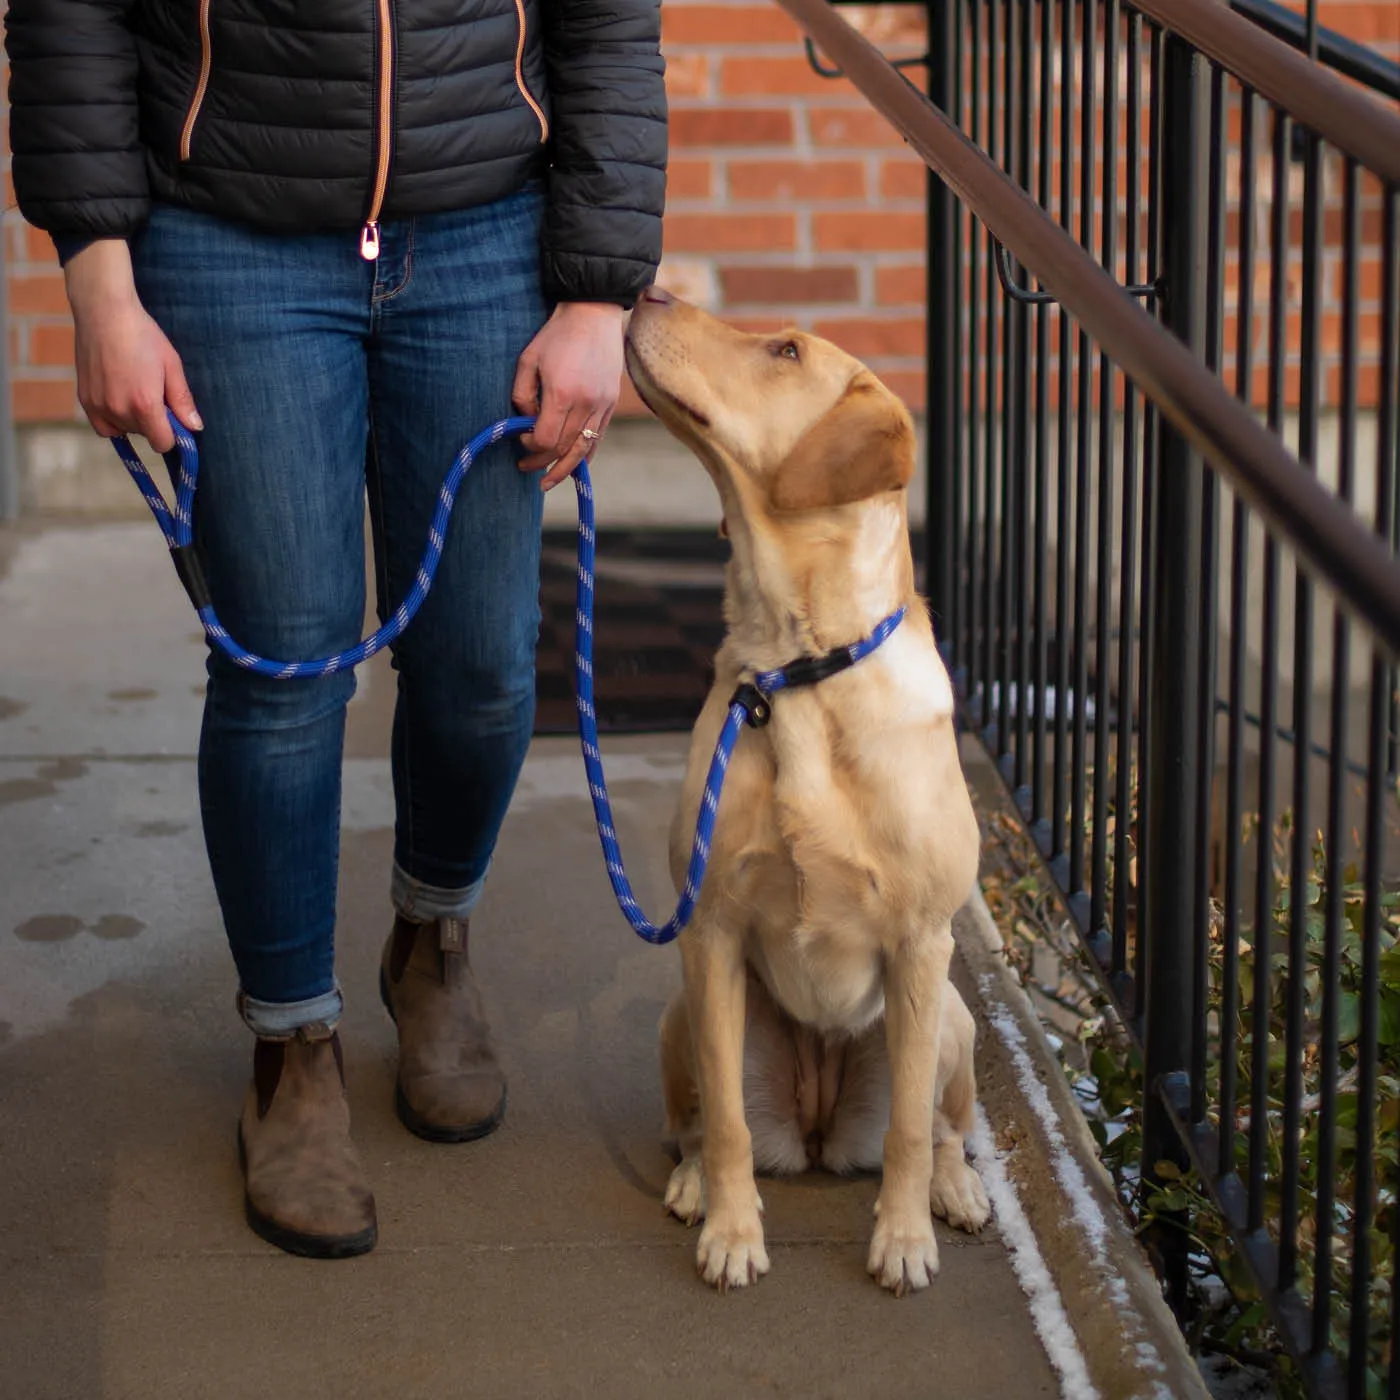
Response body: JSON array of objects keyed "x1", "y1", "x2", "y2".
[{"x1": 439, "y1": 918, "x2": 466, "y2": 955}]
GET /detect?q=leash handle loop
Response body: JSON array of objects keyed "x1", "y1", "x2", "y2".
[
  {"x1": 169, "y1": 543, "x2": 213, "y2": 611},
  {"x1": 111, "y1": 410, "x2": 537, "y2": 679}
]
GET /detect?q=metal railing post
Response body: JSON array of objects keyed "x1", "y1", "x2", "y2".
[
  {"x1": 925, "y1": 0, "x2": 957, "y2": 642},
  {"x1": 1140, "y1": 32, "x2": 1210, "y2": 1315}
]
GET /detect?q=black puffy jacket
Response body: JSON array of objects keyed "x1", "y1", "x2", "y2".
[{"x1": 4, "y1": 0, "x2": 667, "y2": 305}]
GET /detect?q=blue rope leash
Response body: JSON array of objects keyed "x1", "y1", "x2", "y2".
[
  {"x1": 111, "y1": 414, "x2": 535, "y2": 678},
  {"x1": 111, "y1": 411, "x2": 902, "y2": 944}
]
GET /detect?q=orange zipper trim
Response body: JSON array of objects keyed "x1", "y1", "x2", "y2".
[
  {"x1": 361, "y1": 0, "x2": 395, "y2": 259},
  {"x1": 512, "y1": 0, "x2": 549, "y2": 143},
  {"x1": 179, "y1": 0, "x2": 214, "y2": 162}
]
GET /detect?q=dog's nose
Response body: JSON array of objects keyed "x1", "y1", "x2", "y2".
[{"x1": 641, "y1": 285, "x2": 674, "y2": 305}]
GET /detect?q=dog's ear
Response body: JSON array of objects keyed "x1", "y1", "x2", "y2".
[{"x1": 766, "y1": 371, "x2": 915, "y2": 514}]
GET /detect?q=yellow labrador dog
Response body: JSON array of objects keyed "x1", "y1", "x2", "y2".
[{"x1": 624, "y1": 288, "x2": 989, "y2": 1295}]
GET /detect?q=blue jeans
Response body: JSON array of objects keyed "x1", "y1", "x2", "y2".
[{"x1": 133, "y1": 191, "x2": 548, "y2": 1037}]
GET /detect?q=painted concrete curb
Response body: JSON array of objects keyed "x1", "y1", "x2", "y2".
[{"x1": 953, "y1": 886, "x2": 1213, "y2": 1400}]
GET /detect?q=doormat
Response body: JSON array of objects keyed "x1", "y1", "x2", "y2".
[
  {"x1": 534, "y1": 528, "x2": 727, "y2": 734},
  {"x1": 535, "y1": 527, "x2": 929, "y2": 735}
]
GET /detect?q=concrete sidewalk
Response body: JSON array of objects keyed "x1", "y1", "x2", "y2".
[{"x1": 0, "y1": 520, "x2": 1058, "y2": 1400}]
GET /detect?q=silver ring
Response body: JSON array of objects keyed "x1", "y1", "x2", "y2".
[{"x1": 581, "y1": 427, "x2": 602, "y2": 442}]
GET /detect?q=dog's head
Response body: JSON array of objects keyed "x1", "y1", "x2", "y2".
[{"x1": 624, "y1": 289, "x2": 916, "y2": 530}]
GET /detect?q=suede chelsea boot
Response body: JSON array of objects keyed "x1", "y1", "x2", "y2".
[
  {"x1": 237, "y1": 1023, "x2": 377, "y2": 1259},
  {"x1": 380, "y1": 915, "x2": 507, "y2": 1142}
]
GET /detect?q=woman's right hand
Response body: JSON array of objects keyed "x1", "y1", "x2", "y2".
[{"x1": 63, "y1": 239, "x2": 202, "y2": 453}]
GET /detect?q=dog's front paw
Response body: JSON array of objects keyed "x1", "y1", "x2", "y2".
[
  {"x1": 696, "y1": 1203, "x2": 770, "y2": 1291},
  {"x1": 930, "y1": 1156, "x2": 991, "y2": 1234},
  {"x1": 664, "y1": 1157, "x2": 707, "y2": 1226},
  {"x1": 867, "y1": 1209, "x2": 940, "y2": 1296}
]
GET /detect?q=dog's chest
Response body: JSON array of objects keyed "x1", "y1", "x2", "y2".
[
  {"x1": 748, "y1": 919, "x2": 886, "y2": 1034},
  {"x1": 739, "y1": 778, "x2": 896, "y2": 1035}
]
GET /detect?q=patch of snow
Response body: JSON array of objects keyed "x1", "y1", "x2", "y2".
[
  {"x1": 968, "y1": 1106, "x2": 1101, "y2": 1400},
  {"x1": 970, "y1": 680, "x2": 1098, "y2": 724},
  {"x1": 1197, "y1": 1353, "x2": 1278, "y2": 1398},
  {"x1": 980, "y1": 974, "x2": 1170, "y2": 1379}
]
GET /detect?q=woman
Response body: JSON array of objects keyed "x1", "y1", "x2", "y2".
[{"x1": 6, "y1": 0, "x2": 666, "y2": 1259}]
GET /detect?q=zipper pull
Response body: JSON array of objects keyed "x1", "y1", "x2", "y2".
[{"x1": 360, "y1": 222, "x2": 381, "y2": 261}]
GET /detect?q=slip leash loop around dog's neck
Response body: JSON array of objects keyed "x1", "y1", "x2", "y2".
[
  {"x1": 113, "y1": 410, "x2": 903, "y2": 946},
  {"x1": 730, "y1": 606, "x2": 907, "y2": 729}
]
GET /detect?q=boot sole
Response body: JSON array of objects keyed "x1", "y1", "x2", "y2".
[
  {"x1": 237, "y1": 1125, "x2": 378, "y2": 1260},
  {"x1": 380, "y1": 968, "x2": 508, "y2": 1144}
]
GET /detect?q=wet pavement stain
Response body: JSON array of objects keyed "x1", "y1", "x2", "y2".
[
  {"x1": 0, "y1": 777, "x2": 56, "y2": 807},
  {"x1": 15, "y1": 915, "x2": 85, "y2": 942},
  {"x1": 134, "y1": 820, "x2": 187, "y2": 838},
  {"x1": 36, "y1": 758, "x2": 88, "y2": 783},
  {"x1": 13, "y1": 914, "x2": 146, "y2": 942},
  {"x1": 0, "y1": 697, "x2": 28, "y2": 721},
  {"x1": 90, "y1": 915, "x2": 145, "y2": 941},
  {"x1": 1, "y1": 758, "x2": 91, "y2": 803},
  {"x1": 106, "y1": 687, "x2": 158, "y2": 703}
]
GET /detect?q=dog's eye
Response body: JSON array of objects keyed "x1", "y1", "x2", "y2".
[{"x1": 776, "y1": 341, "x2": 800, "y2": 362}]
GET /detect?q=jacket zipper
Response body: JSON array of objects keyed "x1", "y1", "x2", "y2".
[
  {"x1": 512, "y1": 0, "x2": 549, "y2": 143},
  {"x1": 361, "y1": 0, "x2": 396, "y2": 259},
  {"x1": 179, "y1": 0, "x2": 214, "y2": 161}
]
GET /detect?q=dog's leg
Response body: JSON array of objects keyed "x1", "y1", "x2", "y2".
[
  {"x1": 683, "y1": 926, "x2": 770, "y2": 1290},
  {"x1": 868, "y1": 923, "x2": 952, "y2": 1295},
  {"x1": 742, "y1": 971, "x2": 811, "y2": 1176},
  {"x1": 659, "y1": 992, "x2": 707, "y2": 1224},
  {"x1": 820, "y1": 1022, "x2": 889, "y2": 1175},
  {"x1": 928, "y1": 983, "x2": 991, "y2": 1233}
]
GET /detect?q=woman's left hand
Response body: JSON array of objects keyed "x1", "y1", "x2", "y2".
[{"x1": 512, "y1": 301, "x2": 626, "y2": 490}]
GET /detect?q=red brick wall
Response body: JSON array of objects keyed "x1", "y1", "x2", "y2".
[
  {"x1": 2, "y1": 54, "x2": 81, "y2": 425},
  {"x1": 641, "y1": 1, "x2": 931, "y2": 414},
  {"x1": 3, "y1": 1, "x2": 1396, "y2": 425}
]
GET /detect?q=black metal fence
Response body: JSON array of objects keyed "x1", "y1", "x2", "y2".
[{"x1": 778, "y1": 0, "x2": 1400, "y2": 1393}]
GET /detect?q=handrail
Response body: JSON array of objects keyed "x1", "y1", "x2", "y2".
[
  {"x1": 772, "y1": 0, "x2": 1400, "y2": 655},
  {"x1": 1134, "y1": 0, "x2": 1400, "y2": 182},
  {"x1": 1229, "y1": 0, "x2": 1400, "y2": 102}
]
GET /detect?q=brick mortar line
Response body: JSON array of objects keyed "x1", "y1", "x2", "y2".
[{"x1": 683, "y1": 251, "x2": 927, "y2": 263}]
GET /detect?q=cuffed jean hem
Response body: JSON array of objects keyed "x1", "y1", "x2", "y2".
[
  {"x1": 236, "y1": 984, "x2": 344, "y2": 1038},
  {"x1": 391, "y1": 861, "x2": 489, "y2": 922}
]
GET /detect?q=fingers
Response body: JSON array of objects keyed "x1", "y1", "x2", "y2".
[
  {"x1": 163, "y1": 347, "x2": 204, "y2": 434},
  {"x1": 138, "y1": 398, "x2": 177, "y2": 454},
  {"x1": 519, "y1": 393, "x2": 592, "y2": 473},
  {"x1": 73, "y1": 300, "x2": 198, "y2": 455},
  {"x1": 511, "y1": 341, "x2": 542, "y2": 418},
  {"x1": 539, "y1": 407, "x2": 612, "y2": 491},
  {"x1": 513, "y1": 334, "x2": 565, "y2": 468},
  {"x1": 79, "y1": 377, "x2": 176, "y2": 451},
  {"x1": 115, "y1": 375, "x2": 178, "y2": 453},
  {"x1": 511, "y1": 302, "x2": 625, "y2": 487},
  {"x1": 83, "y1": 407, "x2": 122, "y2": 440}
]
